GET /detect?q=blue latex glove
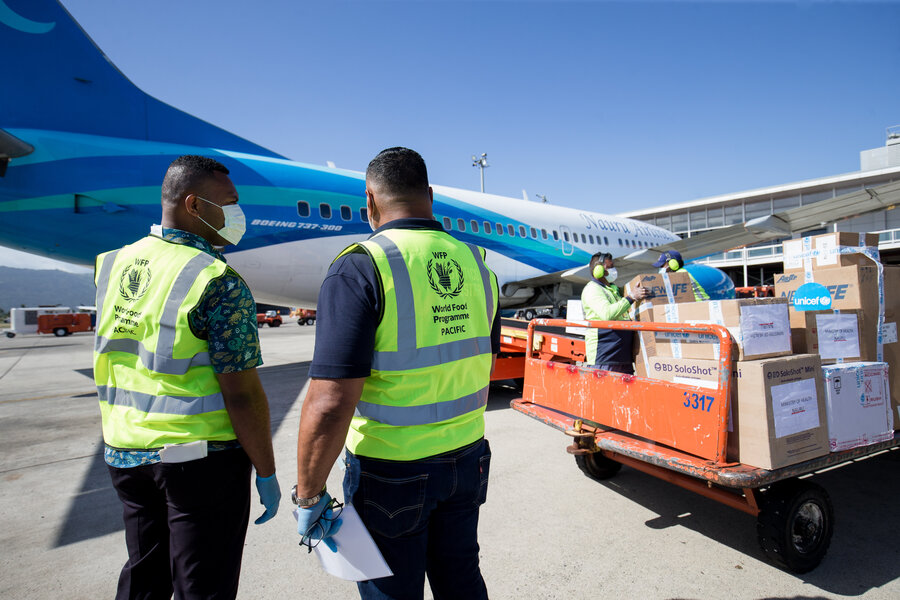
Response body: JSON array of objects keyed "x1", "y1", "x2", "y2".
[
  {"x1": 254, "y1": 473, "x2": 281, "y2": 525},
  {"x1": 296, "y1": 491, "x2": 343, "y2": 552}
]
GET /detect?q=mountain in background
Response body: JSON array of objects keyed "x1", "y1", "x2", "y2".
[{"x1": 0, "y1": 267, "x2": 96, "y2": 312}]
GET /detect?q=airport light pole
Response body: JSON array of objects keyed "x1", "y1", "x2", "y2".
[{"x1": 472, "y1": 153, "x2": 489, "y2": 193}]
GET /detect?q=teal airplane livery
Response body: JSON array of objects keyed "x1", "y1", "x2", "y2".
[{"x1": 3, "y1": 1, "x2": 899, "y2": 310}]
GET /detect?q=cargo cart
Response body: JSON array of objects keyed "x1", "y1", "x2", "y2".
[
  {"x1": 491, "y1": 318, "x2": 585, "y2": 383},
  {"x1": 511, "y1": 318, "x2": 900, "y2": 573}
]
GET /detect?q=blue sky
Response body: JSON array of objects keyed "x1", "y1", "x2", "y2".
[{"x1": 3, "y1": 0, "x2": 899, "y2": 270}]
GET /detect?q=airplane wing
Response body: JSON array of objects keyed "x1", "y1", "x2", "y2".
[{"x1": 513, "y1": 180, "x2": 900, "y2": 290}]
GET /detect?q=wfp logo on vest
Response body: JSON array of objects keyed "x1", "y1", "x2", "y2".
[
  {"x1": 118, "y1": 259, "x2": 152, "y2": 302},
  {"x1": 792, "y1": 282, "x2": 831, "y2": 311},
  {"x1": 427, "y1": 252, "x2": 465, "y2": 299}
]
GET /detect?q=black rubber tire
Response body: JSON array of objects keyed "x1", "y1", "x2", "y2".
[
  {"x1": 270, "y1": 321, "x2": 281, "y2": 327},
  {"x1": 574, "y1": 452, "x2": 622, "y2": 481},
  {"x1": 297, "y1": 319, "x2": 305, "y2": 326},
  {"x1": 53, "y1": 328, "x2": 67, "y2": 337},
  {"x1": 524, "y1": 309, "x2": 536, "y2": 321},
  {"x1": 756, "y1": 479, "x2": 834, "y2": 573},
  {"x1": 307, "y1": 317, "x2": 316, "y2": 326},
  {"x1": 5, "y1": 331, "x2": 15, "y2": 338}
]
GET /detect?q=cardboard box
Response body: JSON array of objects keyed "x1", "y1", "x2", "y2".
[
  {"x1": 821, "y1": 363, "x2": 893, "y2": 451},
  {"x1": 624, "y1": 271, "x2": 695, "y2": 367},
  {"x1": 776, "y1": 265, "x2": 900, "y2": 423},
  {"x1": 651, "y1": 298, "x2": 792, "y2": 361},
  {"x1": 782, "y1": 232, "x2": 879, "y2": 272},
  {"x1": 805, "y1": 310, "x2": 876, "y2": 363},
  {"x1": 640, "y1": 354, "x2": 829, "y2": 469}
]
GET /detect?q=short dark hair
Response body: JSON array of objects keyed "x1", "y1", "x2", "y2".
[
  {"x1": 161, "y1": 155, "x2": 230, "y2": 205},
  {"x1": 589, "y1": 252, "x2": 613, "y2": 272},
  {"x1": 365, "y1": 147, "x2": 429, "y2": 196}
]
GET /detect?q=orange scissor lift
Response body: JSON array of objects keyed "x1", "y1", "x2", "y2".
[{"x1": 511, "y1": 318, "x2": 900, "y2": 573}]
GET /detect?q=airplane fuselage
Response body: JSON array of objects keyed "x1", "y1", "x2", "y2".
[{"x1": 0, "y1": 129, "x2": 678, "y2": 308}]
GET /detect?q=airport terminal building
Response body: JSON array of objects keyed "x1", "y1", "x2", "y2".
[{"x1": 619, "y1": 128, "x2": 900, "y2": 286}]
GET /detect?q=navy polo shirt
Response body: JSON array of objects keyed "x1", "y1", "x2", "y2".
[{"x1": 309, "y1": 218, "x2": 501, "y2": 379}]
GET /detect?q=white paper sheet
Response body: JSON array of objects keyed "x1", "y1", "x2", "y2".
[
  {"x1": 771, "y1": 378, "x2": 820, "y2": 438},
  {"x1": 739, "y1": 303, "x2": 791, "y2": 358},
  {"x1": 293, "y1": 504, "x2": 393, "y2": 582},
  {"x1": 815, "y1": 312, "x2": 860, "y2": 359}
]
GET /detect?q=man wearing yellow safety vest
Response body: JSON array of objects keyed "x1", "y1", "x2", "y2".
[
  {"x1": 94, "y1": 155, "x2": 280, "y2": 600},
  {"x1": 652, "y1": 250, "x2": 709, "y2": 301},
  {"x1": 581, "y1": 252, "x2": 650, "y2": 375},
  {"x1": 294, "y1": 147, "x2": 500, "y2": 599}
]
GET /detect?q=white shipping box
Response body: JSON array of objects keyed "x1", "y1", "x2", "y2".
[{"x1": 821, "y1": 362, "x2": 893, "y2": 452}]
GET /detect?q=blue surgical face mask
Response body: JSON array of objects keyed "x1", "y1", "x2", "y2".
[{"x1": 197, "y1": 196, "x2": 246, "y2": 245}]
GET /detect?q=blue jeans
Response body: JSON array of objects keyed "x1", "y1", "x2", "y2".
[{"x1": 343, "y1": 438, "x2": 491, "y2": 600}]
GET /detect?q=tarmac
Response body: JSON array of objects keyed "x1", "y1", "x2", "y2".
[{"x1": 2, "y1": 321, "x2": 900, "y2": 599}]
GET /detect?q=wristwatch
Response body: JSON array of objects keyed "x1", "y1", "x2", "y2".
[{"x1": 291, "y1": 484, "x2": 326, "y2": 507}]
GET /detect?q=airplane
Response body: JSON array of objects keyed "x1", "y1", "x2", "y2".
[{"x1": 3, "y1": 0, "x2": 900, "y2": 312}]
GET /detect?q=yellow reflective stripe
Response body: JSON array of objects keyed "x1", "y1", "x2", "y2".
[
  {"x1": 355, "y1": 385, "x2": 489, "y2": 426},
  {"x1": 97, "y1": 385, "x2": 225, "y2": 415}
]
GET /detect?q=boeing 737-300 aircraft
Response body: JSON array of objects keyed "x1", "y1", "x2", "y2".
[{"x1": 2, "y1": 0, "x2": 899, "y2": 311}]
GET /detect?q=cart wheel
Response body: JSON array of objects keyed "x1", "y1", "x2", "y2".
[
  {"x1": 524, "y1": 309, "x2": 536, "y2": 321},
  {"x1": 574, "y1": 452, "x2": 622, "y2": 481},
  {"x1": 756, "y1": 479, "x2": 834, "y2": 573},
  {"x1": 54, "y1": 328, "x2": 67, "y2": 337}
]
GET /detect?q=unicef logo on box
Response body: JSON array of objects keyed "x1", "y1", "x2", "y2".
[{"x1": 792, "y1": 282, "x2": 832, "y2": 311}]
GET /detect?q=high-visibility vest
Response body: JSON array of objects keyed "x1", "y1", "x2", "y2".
[
  {"x1": 581, "y1": 281, "x2": 632, "y2": 365},
  {"x1": 94, "y1": 236, "x2": 237, "y2": 449},
  {"x1": 343, "y1": 228, "x2": 499, "y2": 461}
]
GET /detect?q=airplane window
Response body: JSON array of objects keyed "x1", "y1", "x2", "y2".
[
  {"x1": 507, "y1": 224, "x2": 515, "y2": 236},
  {"x1": 603, "y1": 236, "x2": 609, "y2": 245},
  {"x1": 340, "y1": 205, "x2": 352, "y2": 221},
  {"x1": 563, "y1": 231, "x2": 570, "y2": 242},
  {"x1": 541, "y1": 229, "x2": 548, "y2": 240},
  {"x1": 552, "y1": 230, "x2": 559, "y2": 241},
  {"x1": 360, "y1": 207, "x2": 368, "y2": 222},
  {"x1": 443, "y1": 217, "x2": 452, "y2": 230},
  {"x1": 618, "y1": 238, "x2": 622, "y2": 245},
  {"x1": 589, "y1": 235, "x2": 595, "y2": 244},
  {"x1": 518, "y1": 225, "x2": 527, "y2": 238},
  {"x1": 297, "y1": 201, "x2": 310, "y2": 218},
  {"x1": 484, "y1": 220, "x2": 492, "y2": 233},
  {"x1": 496, "y1": 223, "x2": 504, "y2": 235},
  {"x1": 530, "y1": 227, "x2": 537, "y2": 239},
  {"x1": 471, "y1": 220, "x2": 480, "y2": 233},
  {"x1": 320, "y1": 203, "x2": 332, "y2": 219},
  {"x1": 457, "y1": 218, "x2": 466, "y2": 232},
  {"x1": 580, "y1": 233, "x2": 586, "y2": 243}
]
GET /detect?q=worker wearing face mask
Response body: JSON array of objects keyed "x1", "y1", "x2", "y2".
[
  {"x1": 580, "y1": 252, "x2": 650, "y2": 374},
  {"x1": 93, "y1": 155, "x2": 279, "y2": 600}
]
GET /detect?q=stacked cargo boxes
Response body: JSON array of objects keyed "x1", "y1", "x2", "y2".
[
  {"x1": 775, "y1": 232, "x2": 895, "y2": 446},
  {"x1": 636, "y1": 298, "x2": 829, "y2": 470}
]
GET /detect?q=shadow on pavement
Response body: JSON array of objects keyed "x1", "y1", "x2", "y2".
[
  {"x1": 54, "y1": 360, "x2": 311, "y2": 547},
  {"x1": 587, "y1": 448, "x2": 900, "y2": 596}
]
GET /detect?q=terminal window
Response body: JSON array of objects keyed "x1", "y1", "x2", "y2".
[{"x1": 297, "y1": 201, "x2": 310, "y2": 218}]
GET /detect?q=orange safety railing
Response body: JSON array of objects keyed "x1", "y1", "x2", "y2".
[{"x1": 522, "y1": 318, "x2": 735, "y2": 465}]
